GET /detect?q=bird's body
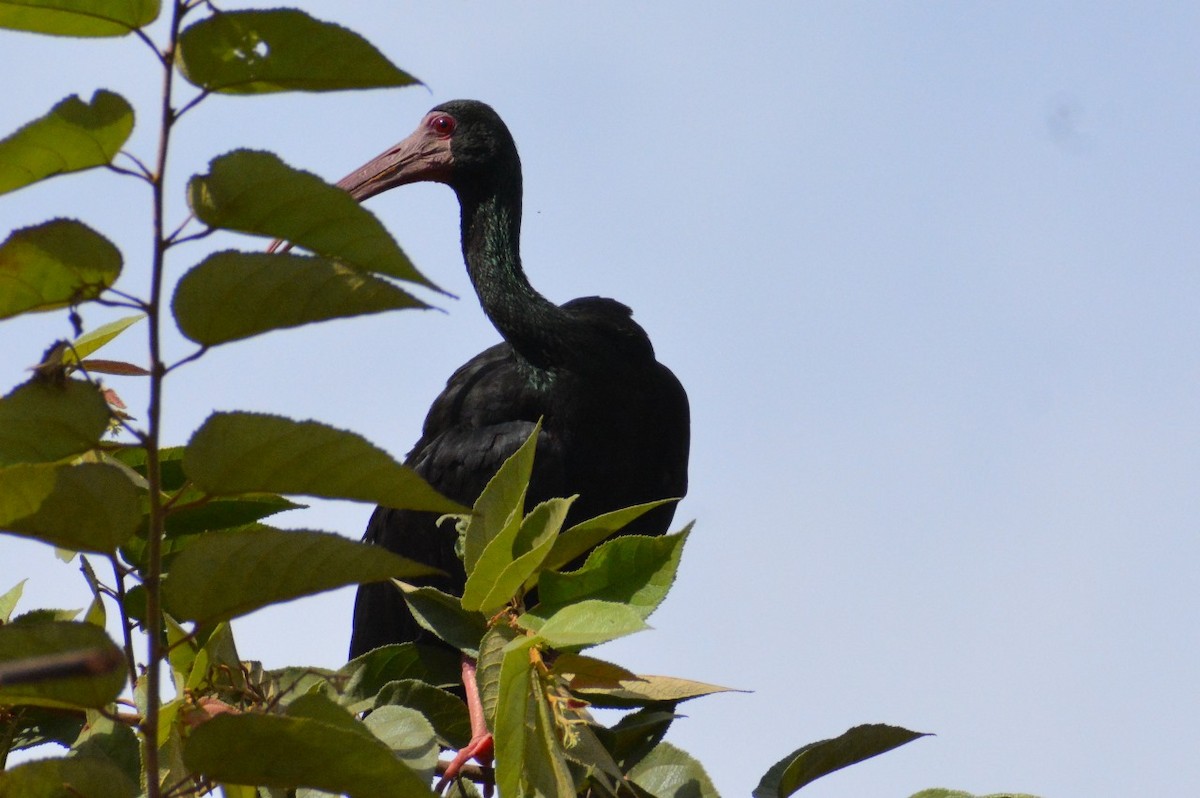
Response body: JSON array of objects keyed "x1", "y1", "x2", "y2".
[{"x1": 335, "y1": 100, "x2": 689, "y2": 660}]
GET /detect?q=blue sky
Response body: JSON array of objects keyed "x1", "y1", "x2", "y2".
[{"x1": 2, "y1": 4, "x2": 1198, "y2": 796}]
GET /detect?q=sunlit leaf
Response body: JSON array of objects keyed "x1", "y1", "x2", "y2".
[
  {"x1": 0, "y1": 91, "x2": 133, "y2": 195},
  {"x1": 164, "y1": 492, "x2": 301, "y2": 535},
  {"x1": 549, "y1": 652, "x2": 638, "y2": 690},
  {"x1": 187, "y1": 150, "x2": 435, "y2": 288},
  {"x1": 541, "y1": 498, "x2": 678, "y2": 574},
  {"x1": 397, "y1": 582, "x2": 487, "y2": 657},
  {"x1": 476, "y1": 624, "x2": 519, "y2": 733},
  {"x1": 0, "y1": 462, "x2": 140, "y2": 553},
  {"x1": 753, "y1": 724, "x2": 931, "y2": 798},
  {"x1": 172, "y1": 251, "x2": 425, "y2": 345},
  {"x1": 574, "y1": 674, "x2": 741, "y2": 709},
  {"x1": 536, "y1": 527, "x2": 689, "y2": 620},
  {"x1": 62, "y1": 314, "x2": 143, "y2": 364},
  {"x1": 0, "y1": 755, "x2": 136, "y2": 798},
  {"x1": 182, "y1": 712, "x2": 436, "y2": 797},
  {"x1": 183, "y1": 411, "x2": 464, "y2": 514},
  {"x1": 524, "y1": 675, "x2": 574, "y2": 798},
  {"x1": 0, "y1": 580, "x2": 25, "y2": 622},
  {"x1": 0, "y1": 378, "x2": 110, "y2": 466},
  {"x1": 908, "y1": 791, "x2": 1043, "y2": 798},
  {"x1": 520, "y1": 599, "x2": 648, "y2": 649},
  {"x1": 162, "y1": 527, "x2": 442, "y2": 625},
  {"x1": 629, "y1": 741, "x2": 719, "y2": 798},
  {"x1": 462, "y1": 496, "x2": 572, "y2": 614},
  {"x1": 177, "y1": 9, "x2": 418, "y2": 94},
  {"x1": 0, "y1": 620, "x2": 125, "y2": 709},
  {"x1": 0, "y1": 0, "x2": 158, "y2": 37},
  {"x1": 463, "y1": 421, "x2": 540, "y2": 574}
]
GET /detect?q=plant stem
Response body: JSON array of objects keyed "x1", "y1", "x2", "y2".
[
  {"x1": 140, "y1": 3, "x2": 188, "y2": 795},
  {"x1": 109, "y1": 554, "x2": 139, "y2": 689}
]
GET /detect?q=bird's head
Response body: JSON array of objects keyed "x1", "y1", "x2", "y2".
[{"x1": 336, "y1": 99, "x2": 520, "y2": 202}]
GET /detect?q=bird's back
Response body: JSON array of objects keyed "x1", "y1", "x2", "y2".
[{"x1": 349, "y1": 298, "x2": 689, "y2": 657}]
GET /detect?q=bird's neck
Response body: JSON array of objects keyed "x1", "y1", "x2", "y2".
[{"x1": 459, "y1": 187, "x2": 571, "y2": 370}]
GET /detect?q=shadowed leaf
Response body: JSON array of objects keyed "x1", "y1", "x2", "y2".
[
  {"x1": 182, "y1": 712, "x2": 436, "y2": 797},
  {"x1": 0, "y1": 755, "x2": 136, "y2": 798},
  {"x1": 397, "y1": 583, "x2": 487, "y2": 657},
  {"x1": 183, "y1": 412, "x2": 465, "y2": 514},
  {"x1": 162, "y1": 527, "x2": 442, "y2": 624},
  {"x1": 372, "y1": 679, "x2": 471, "y2": 749},
  {"x1": 0, "y1": 462, "x2": 140, "y2": 552},
  {"x1": 0, "y1": 621, "x2": 125, "y2": 709},
  {"x1": 753, "y1": 724, "x2": 930, "y2": 798},
  {"x1": 187, "y1": 150, "x2": 435, "y2": 288},
  {"x1": 0, "y1": 0, "x2": 158, "y2": 37},
  {"x1": 177, "y1": 9, "x2": 418, "y2": 94},
  {"x1": 0, "y1": 378, "x2": 110, "y2": 466},
  {"x1": 0, "y1": 91, "x2": 133, "y2": 195},
  {"x1": 630, "y1": 741, "x2": 719, "y2": 798},
  {"x1": 339, "y1": 643, "x2": 461, "y2": 707},
  {"x1": 908, "y1": 790, "x2": 1043, "y2": 798},
  {"x1": 0, "y1": 220, "x2": 122, "y2": 319},
  {"x1": 172, "y1": 251, "x2": 425, "y2": 345},
  {"x1": 362, "y1": 705, "x2": 438, "y2": 782},
  {"x1": 492, "y1": 635, "x2": 535, "y2": 798}
]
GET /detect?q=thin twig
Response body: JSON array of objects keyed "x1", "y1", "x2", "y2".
[
  {"x1": 166, "y1": 346, "x2": 208, "y2": 373},
  {"x1": 109, "y1": 554, "x2": 140, "y2": 686},
  {"x1": 173, "y1": 90, "x2": 210, "y2": 121}
]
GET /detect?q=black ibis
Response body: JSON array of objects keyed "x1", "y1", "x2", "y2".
[{"x1": 335, "y1": 100, "x2": 690, "y2": 785}]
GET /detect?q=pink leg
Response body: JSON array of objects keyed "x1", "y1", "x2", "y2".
[{"x1": 436, "y1": 655, "x2": 494, "y2": 795}]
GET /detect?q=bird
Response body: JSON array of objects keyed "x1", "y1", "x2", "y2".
[{"x1": 332, "y1": 100, "x2": 690, "y2": 785}]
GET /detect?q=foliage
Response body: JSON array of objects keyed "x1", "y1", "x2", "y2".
[{"x1": 0, "y1": 2, "x2": 1037, "y2": 797}]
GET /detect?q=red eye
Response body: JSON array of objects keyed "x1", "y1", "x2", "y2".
[{"x1": 429, "y1": 114, "x2": 456, "y2": 137}]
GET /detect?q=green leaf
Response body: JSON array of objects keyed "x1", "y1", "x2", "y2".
[
  {"x1": 542, "y1": 498, "x2": 678, "y2": 574},
  {"x1": 524, "y1": 674, "x2": 575, "y2": 798},
  {"x1": 71, "y1": 708, "x2": 141, "y2": 788},
  {"x1": 177, "y1": 9, "x2": 418, "y2": 94},
  {"x1": 182, "y1": 712, "x2": 436, "y2": 797},
  {"x1": 0, "y1": 620, "x2": 124, "y2": 709},
  {"x1": 338, "y1": 643, "x2": 461, "y2": 707},
  {"x1": 372, "y1": 679, "x2": 471, "y2": 749},
  {"x1": 5, "y1": 705, "x2": 87, "y2": 752},
  {"x1": 361, "y1": 705, "x2": 439, "y2": 782},
  {"x1": 0, "y1": 0, "x2": 158, "y2": 37},
  {"x1": 594, "y1": 707, "x2": 679, "y2": 772},
  {"x1": 397, "y1": 582, "x2": 487, "y2": 657},
  {"x1": 0, "y1": 463, "x2": 140, "y2": 553},
  {"x1": 0, "y1": 756, "x2": 136, "y2": 798},
  {"x1": 536, "y1": 527, "x2": 689, "y2": 620},
  {"x1": 549, "y1": 652, "x2": 638, "y2": 690},
  {"x1": 0, "y1": 220, "x2": 122, "y2": 318},
  {"x1": 629, "y1": 741, "x2": 719, "y2": 798},
  {"x1": 523, "y1": 599, "x2": 648, "y2": 650},
  {"x1": 0, "y1": 91, "x2": 133, "y2": 195},
  {"x1": 462, "y1": 496, "x2": 573, "y2": 614},
  {"x1": 0, "y1": 579, "x2": 26, "y2": 622},
  {"x1": 187, "y1": 150, "x2": 435, "y2": 288},
  {"x1": 164, "y1": 492, "x2": 302, "y2": 535},
  {"x1": 110, "y1": 444, "x2": 185, "y2": 490},
  {"x1": 172, "y1": 250, "x2": 425, "y2": 346},
  {"x1": 62, "y1": 314, "x2": 143, "y2": 364},
  {"x1": 492, "y1": 636, "x2": 536, "y2": 798},
  {"x1": 162, "y1": 527, "x2": 442, "y2": 625},
  {"x1": 0, "y1": 378, "x2": 110, "y2": 466},
  {"x1": 753, "y1": 724, "x2": 931, "y2": 798},
  {"x1": 476, "y1": 624, "x2": 519, "y2": 733},
  {"x1": 463, "y1": 421, "x2": 540, "y2": 574},
  {"x1": 183, "y1": 411, "x2": 465, "y2": 514},
  {"x1": 574, "y1": 674, "x2": 740, "y2": 710}
]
